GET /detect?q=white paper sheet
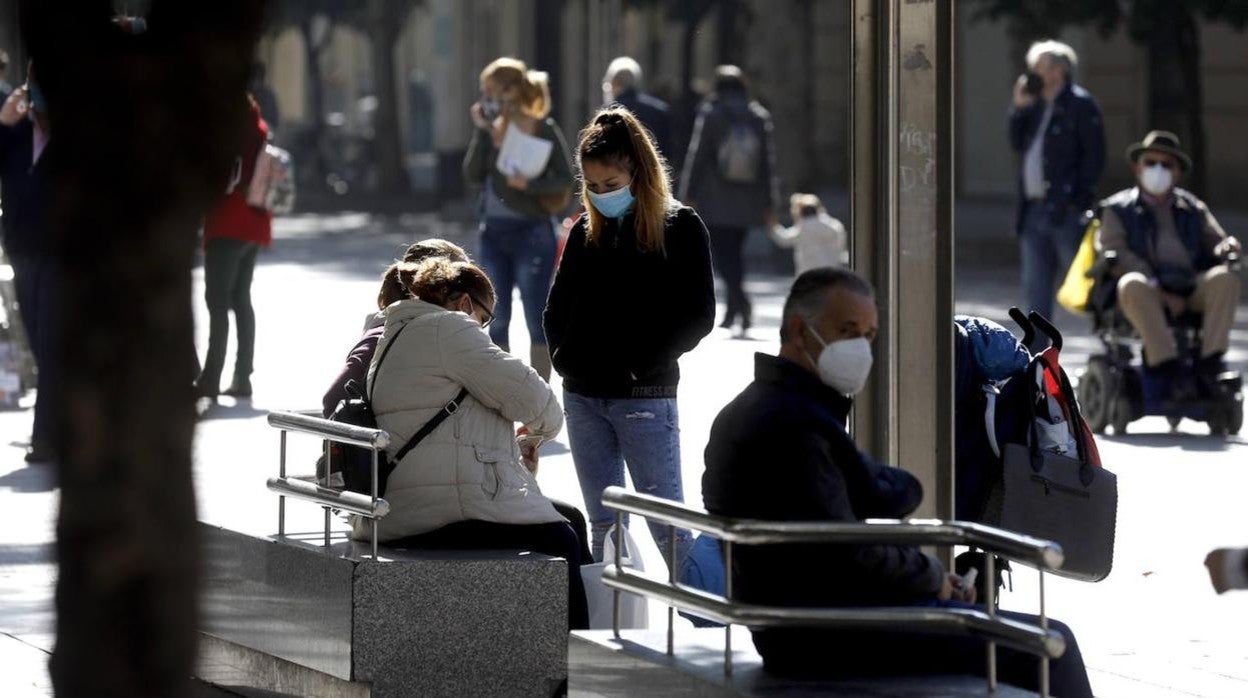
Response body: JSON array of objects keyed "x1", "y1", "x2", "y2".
[{"x1": 495, "y1": 122, "x2": 554, "y2": 179}]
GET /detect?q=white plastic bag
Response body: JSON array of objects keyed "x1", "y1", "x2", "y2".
[{"x1": 581, "y1": 525, "x2": 649, "y2": 630}]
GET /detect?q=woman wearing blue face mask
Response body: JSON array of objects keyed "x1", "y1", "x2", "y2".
[{"x1": 544, "y1": 108, "x2": 715, "y2": 568}]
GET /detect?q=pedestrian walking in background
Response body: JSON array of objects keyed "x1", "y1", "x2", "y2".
[
  {"x1": 602, "y1": 56, "x2": 672, "y2": 159},
  {"x1": 679, "y1": 65, "x2": 779, "y2": 337},
  {"x1": 1008, "y1": 40, "x2": 1105, "y2": 325},
  {"x1": 463, "y1": 57, "x2": 574, "y2": 381},
  {"x1": 545, "y1": 108, "x2": 715, "y2": 568},
  {"x1": 0, "y1": 64, "x2": 59, "y2": 462},
  {"x1": 768, "y1": 193, "x2": 848, "y2": 275},
  {"x1": 195, "y1": 94, "x2": 272, "y2": 400}
]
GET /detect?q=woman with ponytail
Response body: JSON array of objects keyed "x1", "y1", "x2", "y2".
[
  {"x1": 543, "y1": 108, "x2": 715, "y2": 569},
  {"x1": 464, "y1": 57, "x2": 574, "y2": 380}
]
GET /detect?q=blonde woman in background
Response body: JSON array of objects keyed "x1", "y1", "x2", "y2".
[{"x1": 463, "y1": 57, "x2": 574, "y2": 381}]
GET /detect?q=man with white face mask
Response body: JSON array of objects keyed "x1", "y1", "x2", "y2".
[
  {"x1": 1097, "y1": 130, "x2": 1241, "y2": 401},
  {"x1": 701, "y1": 267, "x2": 1092, "y2": 694}
]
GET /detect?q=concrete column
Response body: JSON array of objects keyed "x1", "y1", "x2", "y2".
[{"x1": 851, "y1": 0, "x2": 954, "y2": 523}]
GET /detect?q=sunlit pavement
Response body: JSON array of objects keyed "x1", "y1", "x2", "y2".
[{"x1": 2, "y1": 213, "x2": 1246, "y2": 696}]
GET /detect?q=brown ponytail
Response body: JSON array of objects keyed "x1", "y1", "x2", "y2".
[
  {"x1": 375, "y1": 238, "x2": 470, "y2": 309},
  {"x1": 397, "y1": 258, "x2": 496, "y2": 310},
  {"x1": 577, "y1": 108, "x2": 675, "y2": 253}
]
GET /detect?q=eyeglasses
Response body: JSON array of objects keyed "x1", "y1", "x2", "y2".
[
  {"x1": 1142, "y1": 157, "x2": 1176, "y2": 170},
  {"x1": 467, "y1": 295, "x2": 494, "y2": 329}
]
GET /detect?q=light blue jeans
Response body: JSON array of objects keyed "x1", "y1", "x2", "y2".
[{"x1": 563, "y1": 390, "x2": 694, "y2": 569}]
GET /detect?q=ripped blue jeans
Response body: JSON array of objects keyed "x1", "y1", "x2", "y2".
[{"x1": 563, "y1": 390, "x2": 694, "y2": 569}]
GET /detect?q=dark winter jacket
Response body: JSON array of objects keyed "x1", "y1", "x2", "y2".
[
  {"x1": 702, "y1": 353, "x2": 945, "y2": 663},
  {"x1": 0, "y1": 118, "x2": 53, "y2": 257},
  {"x1": 1008, "y1": 82, "x2": 1105, "y2": 234},
  {"x1": 678, "y1": 91, "x2": 779, "y2": 228},
  {"x1": 612, "y1": 88, "x2": 672, "y2": 159},
  {"x1": 1097, "y1": 186, "x2": 1224, "y2": 276},
  {"x1": 543, "y1": 205, "x2": 715, "y2": 399},
  {"x1": 322, "y1": 322, "x2": 386, "y2": 418},
  {"x1": 462, "y1": 116, "x2": 574, "y2": 220}
]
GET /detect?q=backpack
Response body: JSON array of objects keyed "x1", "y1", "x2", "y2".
[
  {"x1": 246, "y1": 143, "x2": 297, "y2": 214},
  {"x1": 716, "y1": 116, "x2": 762, "y2": 184},
  {"x1": 322, "y1": 325, "x2": 468, "y2": 497}
]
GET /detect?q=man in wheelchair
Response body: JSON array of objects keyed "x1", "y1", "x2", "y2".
[{"x1": 1093, "y1": 130, "x2": 1241, "y2": 414}]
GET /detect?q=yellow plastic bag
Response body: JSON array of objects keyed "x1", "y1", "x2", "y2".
[{"x1": 1056, "y1": 218, "x2": 1100, "y2": 313}]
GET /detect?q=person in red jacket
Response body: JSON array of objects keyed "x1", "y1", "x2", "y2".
[{"x1": 195, "y1": 95, "x2": 272, "y2": 399}]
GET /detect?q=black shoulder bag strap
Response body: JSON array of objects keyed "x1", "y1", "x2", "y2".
[
  {"x1": 369, "y1": 320, "x2": 471, "y2": 464},
  {"x1": 393, "y1": 387, "x2": 470, "y2": 463}
]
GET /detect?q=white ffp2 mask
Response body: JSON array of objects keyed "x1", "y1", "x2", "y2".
[
  {"x1": 1139, "y1": 164, "x2": 1174, "y2": 196},
  {"x1": 804, "y1": 325, "x2": 874, "y2": 396}
]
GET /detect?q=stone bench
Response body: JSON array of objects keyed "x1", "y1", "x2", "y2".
[{"x1": 195, "y1": 523, "x2": 569, "y2": 697}]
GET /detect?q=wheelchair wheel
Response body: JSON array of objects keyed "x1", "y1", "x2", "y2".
[
  {"x1": 1227, "y1": 399, "x2": 1243, "y2": 436},
  {"x1": 1077, "y1": 359, "x2": 1112, "y2": 434}
]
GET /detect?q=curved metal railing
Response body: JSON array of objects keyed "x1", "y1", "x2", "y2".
[
  {"x1": 600, "y1": 486, "x2": 1066, "y2": 696},
  {"x1": 266, "y1": 411, "x2": 390, "y2": 558}
]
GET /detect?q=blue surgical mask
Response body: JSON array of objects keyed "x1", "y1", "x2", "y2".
[{"x1": 588, "y1": 183, "x2": 635, "y2": 219}]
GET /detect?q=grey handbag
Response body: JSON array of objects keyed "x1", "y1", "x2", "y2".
[
  {"x1": 993, "y1": 442, "x2": 1117, "y2": 582},
  {"x1": 981, "y1": 313, "x2": 1118, "y2": 582}
]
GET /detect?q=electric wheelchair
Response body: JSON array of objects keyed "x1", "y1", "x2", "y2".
[{"x1": 1076, "y1": 250, "x2": 1243, "y2": 436}]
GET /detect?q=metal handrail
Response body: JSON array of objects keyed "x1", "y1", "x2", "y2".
[
  {"x1": 600, "y1": 486, "x2": 1064, "y2": 696},
  {"x1": 266, "y1": 477, "x2": 390, "y2": 518},
  {"x1": 602, "y1": 488, "x2": 1063, "y2": 570},
  {"x1": 602, "y1": 566, "x2": 1065, "y2": 657},
  {"x1": 267, "y1": 410, "x2": 390, "y2": 559},
  {"x1": 267, "y1": 411, "x2": 390, "y2": 450}
]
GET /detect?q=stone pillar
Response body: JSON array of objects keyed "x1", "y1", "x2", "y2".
[{"x1": 851, "y1": 0, "x2": 954, "y2": 524}]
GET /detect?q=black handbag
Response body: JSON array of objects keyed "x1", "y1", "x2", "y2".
[{"x1": 981, "y1": 338, "x2": 1117, "y2": 582}]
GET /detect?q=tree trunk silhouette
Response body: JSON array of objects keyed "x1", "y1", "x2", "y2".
[
  {"x1": 21, "y1": 1, "x2": 266, "y2": 694},
  {"x1": 367, "y1": 0, "x2": 410, "y2": 194},
  {"x1": 1146, "y1": 4, "x2": 1206, "y2": 194},
  {"x1": 300, "y1": 16, "x2": 331, "y2": 190}
]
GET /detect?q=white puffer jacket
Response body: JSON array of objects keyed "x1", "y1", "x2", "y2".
[{"x1": 351, "y1": 299, "x2": 564, "y2": 541}]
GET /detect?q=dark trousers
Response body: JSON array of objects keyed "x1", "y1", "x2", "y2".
[
  {"x1": 707, "y1": 225, "x2": 751, "y2": 328},
  {"x1": 198, "y1": 238, "x2": 259, "y2": 390},
  {"x1": 396, "y1": 513, "x2": 591, "y2": 630},
  {"x1": 11, "y1": 253, "x2": 60, "y2": 452},
  {"x1": 755, "y1": 603, "x2": 1092, "y2": 697}
]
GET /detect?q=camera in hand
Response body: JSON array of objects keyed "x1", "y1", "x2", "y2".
[{"x1": 1023, "y1": 71, "x2": 1044, "y2": 97}]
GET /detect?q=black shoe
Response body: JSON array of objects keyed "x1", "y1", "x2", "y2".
[
  {"x1": 193, "y1": 381, "x2": 219, "y2": 401},
  {"x1": 222, "y1": 379, "x2": 252, "y2": 398},
  {"x1": 719, "y1": 314, "x2": 737, "y2": 330},
  {"x1": 25, "y1": 446, "x2": 54, "y2": 463}
]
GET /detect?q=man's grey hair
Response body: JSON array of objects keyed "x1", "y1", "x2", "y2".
[
  {"x1": 780, "y1": 267, "x2": 875, "y2": 343},
  {"x1": 1026, "y1": 39, "x2": 1077, "y2": 78},
  {"x1": 604, "y1": 56, "x2": 642, "y2": 91}
]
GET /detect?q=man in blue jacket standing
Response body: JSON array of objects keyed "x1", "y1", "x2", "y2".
[
  {"x1": 1008, "y1": 40, "x2": 1105, "y2": 324},
  {"x1": 703, "y1": 267, "x2": 1092, "y2": 695}
]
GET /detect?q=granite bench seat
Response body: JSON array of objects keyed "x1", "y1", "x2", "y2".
[
  {"x1": 195, "y1": 522, "x2": 569, "y2": 697},
  {"x1": 571, "y1": 627, "x2": 1034, "y2": 697}
]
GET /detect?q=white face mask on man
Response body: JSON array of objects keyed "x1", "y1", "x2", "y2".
[
  {"x1": 1139, "y1": 163, "x2": 1174, "y2": 196},
  {"x1": 804, "y1": 323, "x2": 874, "y2": 396}
]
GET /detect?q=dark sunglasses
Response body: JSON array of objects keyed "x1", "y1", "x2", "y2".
[
  {"x1": 1142, "y1": 157, "x2": 1176, "y2": 170},
  {"x1": 467, "y1": 295, "x2": 494, "y2": 329}
]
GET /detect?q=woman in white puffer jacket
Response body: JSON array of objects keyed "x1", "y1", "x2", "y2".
[{"x1": 359, "y1": 256, "x2": 588, "y2": 628}]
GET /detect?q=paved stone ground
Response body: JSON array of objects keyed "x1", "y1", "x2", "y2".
[{"x1": 1, "y1": 211, "x2": 1247, "y2": 696}]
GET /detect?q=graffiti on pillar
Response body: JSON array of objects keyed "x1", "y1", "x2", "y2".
[
  {"x1": 900, "y1": 122, "x2": 937, "y2": 194},
  {"x1": 902, "y1": 43, "x2": 932, "y2": 71}
]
